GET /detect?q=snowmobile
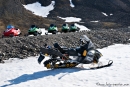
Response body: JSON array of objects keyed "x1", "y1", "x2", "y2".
[
  {"x1": 2, "y1": 25, "x2": 21, "y2": 38},
  {"x1": 38, "y1": 43, "x2": 113, "y2": 69},
  {"x1": 27, "y1": 25, "x2": 42, "y2": 36},
  {"x1": 45, "y1": 24, "x2": 58, "y2": 35},
  {"x1": 61, "y1": 24, "x2": 70, "y2": 33},
  {"x1": 69, "y1": 24, "x2": 80, "y2": 32}
]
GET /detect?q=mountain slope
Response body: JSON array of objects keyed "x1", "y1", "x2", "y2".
[
  {"x1": 0, "y1": 0, "x2": 130, "y2": 35},
  {"x1": 0, "y1": 0, "x2": 63, "y2": 35}
]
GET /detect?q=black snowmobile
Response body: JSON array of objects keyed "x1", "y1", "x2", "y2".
[{"x1": 38, "y1": 43, "x2": 113, "y2": 69}]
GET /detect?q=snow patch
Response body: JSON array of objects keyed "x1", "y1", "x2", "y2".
[
  {"x1": 110, "y1": 13, "x2": 113, "y2": 16},
  {"x1": 102, "y1": 12, "x2": 108, "y2": 16},
  {"x1": 69, "y1": 0, "x2": 75, "y2": 7},
  {"x1": 40, "y1": 28, "x2": 47, "y2": 35},
  {"x1": 58, "y1": 16, "x2": 81, "y2": 22},
  {"x1": 23, "y1": 1, "x2": 55, "y2": 17},
  {"x1": 90, "y1": 21, "x2": 99, "y2": 22},
  {"x1": 75, "y1": 23, "x2": 90, "y2": 31}
]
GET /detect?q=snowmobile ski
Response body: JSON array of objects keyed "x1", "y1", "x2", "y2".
[
  {"x1": 89, "y1": 60, "x2": 113, "y2": 70},
  {"x1": 42, "y1": 57, "x2": 113, "y2": 69}
]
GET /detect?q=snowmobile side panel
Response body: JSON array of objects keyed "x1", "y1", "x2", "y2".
[
  {"x1": 53, "y1": 43, "x2": 78, "y2": 56},
  {"x1": 67, "y1": 49, "x2": 78, "y2": 56}
]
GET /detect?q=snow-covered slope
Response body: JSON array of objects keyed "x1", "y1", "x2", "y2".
[
  {"x1": 23, "y1": 1, "x2": 55, "y2": 17},
  {"x1": 0, "y1": 44, "x2": 130, "y2": 87}
]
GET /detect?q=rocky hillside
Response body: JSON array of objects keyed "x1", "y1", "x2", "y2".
[
  {"x1": 0, "y1": 0, "x2": 63, "y2": 35},
  {"x1": 0, "y1": 28, "x2": 130, "y2": 63},
  {"x1": 0, "y1": 0, "x2": 130, "y2": 35}
]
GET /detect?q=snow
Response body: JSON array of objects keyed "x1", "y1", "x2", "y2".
[
  {"x1": 57, "y1": 17, "x2": 89, "y2": 31},
  {"x1": 23, "y1": 1, "x2": 55, "y2": 17},
  {"x1": 58, "y1": 16, "x2": 81, "y2": 22},
  {"x1": 102, "y1": 12, "x2": 108, "y2": 16},
  {"x1": 90, "y1": 21, "x2": 99, "y2": 22},
  {"x1": 40, "y1": 28, "x2": 47, "y2": 35},
  {"x1": 110, "y1": 13, "x2": 113, "y2": 16},
  {"x1": 102, "y1": 13, "x2": 113, "y2": 16},
  {"x1": 69, "y1": 0, "x2": 75, "y2": 8},
  {"x1": 75, "y1": 23, "x2": 90, "y2": 31},
  {"x1": 0, "y1": 44, "x2": 130, "y2": 87}
]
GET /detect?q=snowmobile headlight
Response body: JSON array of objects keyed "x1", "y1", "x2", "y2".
[
  {"x1": 90, "y1": 50, "x2": 95, "y2": 54},
  {"x1": 100, "y1": 53, "x2": 103, "y2": 57},
  {"x1": 45, "y1": 53, "x2": 48, "y2": 56},
  {"x1": 46, "y1": 64, "x2": 51, "y2": 69},
  {"x1": 93, "y1": 50, "x2": 102, "y2": 63},
  {"x1": 87, "y1": 51, "x2": 94, "y2": 56}
]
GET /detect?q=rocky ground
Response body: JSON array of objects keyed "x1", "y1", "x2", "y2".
[{"x1": 0, "y1": 28, "x2": 130, "y2": 63}]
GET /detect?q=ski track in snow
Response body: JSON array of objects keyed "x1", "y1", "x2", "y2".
[{"x1": 0, "y1": 44, "x2": 130, "y2": 87}]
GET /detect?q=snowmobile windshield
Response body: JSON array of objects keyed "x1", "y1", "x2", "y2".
[
  {"x1": 63, "y1": 24, "x2": 68, "y2": 26},
  {"x1": 63, "y1": 24, "x2": 66, "y2": 26},
  {"x1": 7, "y1": 25, "x2": 14, "y2": 29},
  {"x1": 50, "y1": 24, "x2": 55, "y2": 27},
  {"x1": 31, "y1": 25, "x2": 36, "y2": 28}
]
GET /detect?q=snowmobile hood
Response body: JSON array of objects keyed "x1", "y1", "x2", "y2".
[{"x1": 28, "y1": 27, "x2": 39, "y2": 32}]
